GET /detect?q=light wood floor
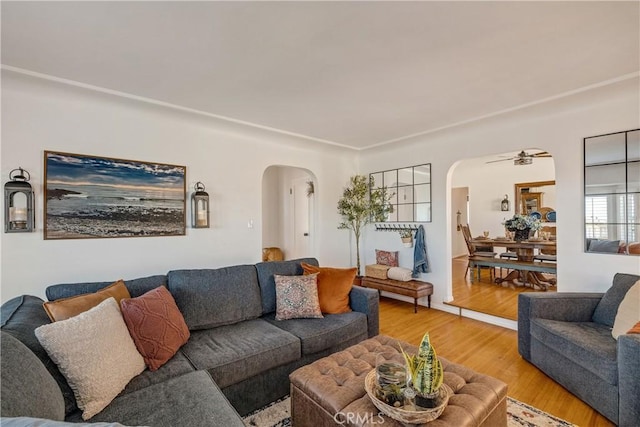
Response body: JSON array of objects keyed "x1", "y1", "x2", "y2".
[
  {"x1": 446, "y1": 256, "x2": 556, "y2": 321},
  {"x1": 379, "y1": 298, "x2": 612, "y2": 427}
]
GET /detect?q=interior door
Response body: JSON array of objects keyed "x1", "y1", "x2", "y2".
[{"x1": 291, "y1": 178, "x2": 311, "y2": 259}]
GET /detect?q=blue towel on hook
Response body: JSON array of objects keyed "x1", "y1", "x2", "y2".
[{"x1": 412, "y1": 225, "x2": 430, "y2": 277}]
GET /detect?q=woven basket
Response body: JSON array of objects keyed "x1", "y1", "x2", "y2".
[
  {"x1": 365, "y1": 264, "x2": 391, "y2": 280},
  {"x1": 364, "y1": 369, "x2": 451, "y2": 424}
]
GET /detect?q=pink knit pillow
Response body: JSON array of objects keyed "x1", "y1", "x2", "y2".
[{"x1": 120, "y1": 286, "x2": 190, "y2": 371}]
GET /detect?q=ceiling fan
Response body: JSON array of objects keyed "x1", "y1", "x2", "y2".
[{"x1": 486, "y1": 150, "x2": 552, "y2": 166}]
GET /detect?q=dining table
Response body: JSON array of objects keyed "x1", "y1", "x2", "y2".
[{"x1": 470, "y1": 237, "x2": 557, "y2": 289}]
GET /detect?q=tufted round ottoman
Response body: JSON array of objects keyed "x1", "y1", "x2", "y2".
[{"x1": 289, "y1": 335, "x2": 507, "y2": 426}]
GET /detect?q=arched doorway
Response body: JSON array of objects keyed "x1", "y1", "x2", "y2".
[
  {"x1": 448, "y1": 149, "x2": 556, "y2": 320},
  {"x1": 262, "y1": 166, "x2": 317, "y2": 260}
]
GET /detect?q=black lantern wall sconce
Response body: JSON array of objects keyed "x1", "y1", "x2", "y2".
[
  {"x1": 501, "y1": 194, "x2": 510, "y2": 211},
  {"x1": 192, "y1": 182, "x2": 210, "y2": 228},
  {"x1": 4, "y1": 167, "x2": 35, "y2": 233}
]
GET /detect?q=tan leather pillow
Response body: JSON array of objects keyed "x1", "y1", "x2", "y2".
[
  {"x1": 43, "y1": 280, "x2": 131, "y2": 322},
  {"x1": 301, "y1": 262, "x2": 356, "y2": 314}
]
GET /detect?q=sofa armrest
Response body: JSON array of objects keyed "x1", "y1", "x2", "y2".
[
  {"x1": 517, "y1": 292, "x2": 603, "y2": 361},
  {"x1": 619, "y1": 333, "x2": 640, "y2": 426},
  {"x1": 349, "y1": 286, "x2": 379, "y2": 338}
]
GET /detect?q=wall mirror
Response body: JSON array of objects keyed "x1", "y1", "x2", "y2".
[
  {"x1": 584, "y1": 128, "x2": 639, "y2": 255},
  {"x1": 521, "y1": 192, "x2": 542, "y2": 215},
  {"x1": 514, "y1": 181, "x2": 555, "y2": 215},
  {"x1": 370, "y1": 163, "x2": 431, "y2": 222}
]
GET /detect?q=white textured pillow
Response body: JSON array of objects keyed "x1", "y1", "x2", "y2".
[
  {"x1": 387, "y1": 267, "x2": 413, "y2": 282},
  {"x1": 612, "y1": 280, "x2": 640, "y2": 339},
  {"x1": 35, "y1": 298, "x2": 145, "y2": 420}
]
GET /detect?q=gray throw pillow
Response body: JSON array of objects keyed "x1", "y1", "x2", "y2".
[
  {"x1": 588, "y1": 239, "x2": 620, "y2": 253},
  {"x1": 593, "y1": 273, "x2": 640, "y2": 327}
]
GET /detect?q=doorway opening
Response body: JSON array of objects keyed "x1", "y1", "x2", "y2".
[
  {"x1": 262, "y1": 166, "x2": 317, "y2": 261},
  {"x1": 447, "y1": 149, "x2": 556, "y2": 320}
]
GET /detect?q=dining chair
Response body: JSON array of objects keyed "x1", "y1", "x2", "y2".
[
  {"x1": 460, "y1": 224, "x2": 497, "y2": 281},
  {"x1": 534, "y1": 226, "x2": 557, "y2": 263},
  {"x1": 498, "y1": 249, "x2": 518, "y2": 277}
]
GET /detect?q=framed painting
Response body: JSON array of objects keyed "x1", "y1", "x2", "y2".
[{"x1": 44, "y1": 151, "x2": 186, "y2": 240}]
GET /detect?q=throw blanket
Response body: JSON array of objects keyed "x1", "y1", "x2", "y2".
[
  {"x1": 412, "y1": 225, "x2": 430, "y2": 277},
  {"x1": 387, "y1": 267, "x2": 412, "y2": 281}
]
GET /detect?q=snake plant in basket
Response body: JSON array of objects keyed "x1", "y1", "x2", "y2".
[{"x1": 400, "y1": 332, "x2": 444, "y2": 408}]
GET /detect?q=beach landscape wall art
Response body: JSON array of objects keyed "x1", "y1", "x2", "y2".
[{"x1": 44, "y1": 151, "x2": 186, "y2": 240}]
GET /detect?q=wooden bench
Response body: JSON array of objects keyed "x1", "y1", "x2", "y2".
[
  {"x1": 467, "y1": 256, "x2": 557, "y2": 283},
  {"x1": 360, "y1": 276, "x2": 433, "y2": 313}
]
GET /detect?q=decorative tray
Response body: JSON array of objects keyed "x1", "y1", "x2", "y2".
[{"x1": 364, "y1": 369, "x2": 451, "y2": 424}]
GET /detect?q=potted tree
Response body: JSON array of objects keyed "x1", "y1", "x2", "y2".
[{"x1": 337, "y1": 175, "x2": 392, "y2": 277}]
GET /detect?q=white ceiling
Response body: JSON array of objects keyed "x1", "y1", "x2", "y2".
[{"x1": 2, "y1": 1, "x2": 638, "y2": 150}]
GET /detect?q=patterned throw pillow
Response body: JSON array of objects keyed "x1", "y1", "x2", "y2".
[
  {"x1": 300, "y1": 263, "x2": 356, "y2": 314},
  {"x1": 120, "y1": 286, "x2": 190, "y2": 371},
  {"x1": 34, "y1": 298, "x2": 145, "y2": 420},
  {"x1": 274, "y1": 274, "x2": 323, "y2": 321},
  {"x1": 376, "y1": 249, "x2": 399, "y2": 267}
]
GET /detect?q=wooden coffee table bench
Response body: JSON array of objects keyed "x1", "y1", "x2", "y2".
[
  {"x1": 360, "y1": 277, "x2": 433, "y2": 313},
  {"x1": 290, "y1": 335, "x2": 508, "y2": 427}
]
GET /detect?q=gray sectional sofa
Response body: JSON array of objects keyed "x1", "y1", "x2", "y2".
[
  {"x1": 518, "y1": 272, "x2": 640, "y2": 426},
  {"x1": 1, "y1": 258, "x2": 379, "y2": 426}
]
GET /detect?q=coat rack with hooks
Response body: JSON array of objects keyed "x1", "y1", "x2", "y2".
[{"x1": 374, "y1": 223, "x2": 420, "y2": 232}]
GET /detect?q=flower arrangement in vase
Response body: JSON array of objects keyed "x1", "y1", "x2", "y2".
[{"x1": 502, "y1": 214, "x2": 542, "y2": 241}]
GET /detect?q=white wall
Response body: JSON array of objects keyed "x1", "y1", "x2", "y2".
[
  {"x1": 0, "y1": 71, "x2": 358, "y2": 302},
  {"x1": 360, "y1": 77, "x2": 640, "y2": 309},
  {"x1": 2, "y1": 70, "x2": 639, "y2": 311},
  {"x1": 451, "y1": 187, "x2": 468, "y2": 258},
  {"x1": 261, "y1": 166, "x2": 282, "y2": 249}
]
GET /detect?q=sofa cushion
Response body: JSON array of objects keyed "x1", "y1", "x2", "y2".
[
  {"x1": 592, "y1": 273, "x2": 640, "y2": 327},
  {"x1": 301, "y1": 263, "x2": 356, "y2": 314},
  {"x1": 43, "y1": 280, "x2": 131, "y2": 322},
  {"x1": 120, "y1": 286, "x2": 190, "y2": 371},
  {"x1": 1, "y1": 295, "x2": 77, "y2": 416},
  {"x1": 121, "y1": 350, "x2": 195, "y2": 396},
  {"x1": 612, "y1": 281, "x2": 640, "y2": 339},
  {"x1": 0, "y1": 418, "x2": 130, "y2": 427},
  {"x1": 255, "y1": 258, "x2": 319, "y2": 315},
  {"x1": 180, "y1": 319, "x2": 300, "y2": 388},
  {"x1": 167, "y1": 265, "x2": 262, "y2": 330},
  {"x1": 46, "y1": 275, "x2": 167, "y2": 300},
  {"x1": 263, "y1": 311, "x2": 368, "y2": 355},
  {"x1": 530, "y1": 318, "x2": 618, "y2": 384},
  {"x1": 35, "y1": 298, "x2": 146, "y2": 420},
  {"x1": 0, "y1": 331, "x2": 65, "y2": 421},
  {"x1": 274, "y1": 273, "x2": 323, "y2": 320},
  {"x1": 67, "y1": 371, "x2": 244, "y2": 426}
]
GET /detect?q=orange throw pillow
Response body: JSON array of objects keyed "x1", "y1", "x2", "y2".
[
  {"x1": 120, "y1": 286, "x2": 190, "y2": 371},
  {"x1": 628, "y1": 321, "x2": 640, "y2": 334},
  {"x1": 43, "y1": 280, "x2": 131, "y2": 322},
  {"x1": 300, "y1": 262, "x2": 356, "y2": 314}
]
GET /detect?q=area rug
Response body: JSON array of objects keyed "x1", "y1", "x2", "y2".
[{"x1": 242, "y1": 396, "x2": 577, "y2": 427}]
